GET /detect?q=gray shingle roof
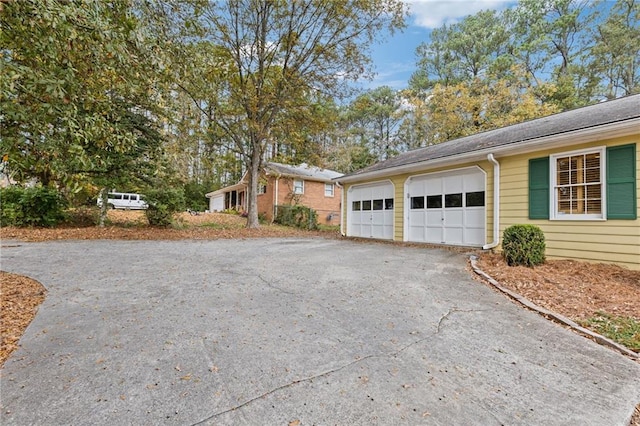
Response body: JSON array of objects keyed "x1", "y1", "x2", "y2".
[
  {"x1": 265, "y1": 162, "x2": 343, "y2": 182},
  {"x1": 339, "y1": 94, "x2": 640, "y2": 180}
]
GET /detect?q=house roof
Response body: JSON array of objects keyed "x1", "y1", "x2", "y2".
[
  {"x1": 337, "y1": 94, "x2": 640, "y2": 183},
  {"x1": 265, "y1": 162, "x2": 343, "y2": 182},
  {"x1": 205, "y1": 182, "x2": 246, "y2": 198},
  {"x1": 206, "y1": 162, "x2": 343, "y2": 197}
]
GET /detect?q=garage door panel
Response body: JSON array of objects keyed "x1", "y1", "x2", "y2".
[
  {"x1": 444, "y1": 175, "x2": 464, "y2": 193},
  {"x1": 426, "y1": 227, "x2": 443, "y2": 243},
  {"x1": 465, "y1": 228, "x2": 485, "y2": 245},
  {"x1": 444, "y1": 209, "x2": 463, "y2": 226},
  {"x1": 445, "y1": 228, "x2": 464, "y2": 244},
  {"x1": 464, "y1": 209, "x2": 484, "y2": 226}
]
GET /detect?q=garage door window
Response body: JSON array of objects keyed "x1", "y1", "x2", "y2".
[
  {"x1": 385, "y1": 198, "x2": 394, "y2": 210},
  {"x1": 445, "y1": 193, "x2": 463, "y2": 208},
  {"x1": 362, "y1": 200, "x2": 372, "y2": 210},
  {"x1": 352, "y1": 201, "x2": 361, "y2": 211},
  {"x1": 465, "y1": 191, "x2": 485, "y2": 207},
  {"x1": 427, "y1": 195, "x2": 442, "y2": 208},
  {"x1": 373, "y1": 199, "x2": 384, "y2": 210},
  {"x1": 411, "y1": 196, "x2": 425, "y2": 209}
]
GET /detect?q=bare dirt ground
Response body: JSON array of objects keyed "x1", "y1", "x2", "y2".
[{"x1": 1, "y1": 210, "x2": 639, "y2": 424}]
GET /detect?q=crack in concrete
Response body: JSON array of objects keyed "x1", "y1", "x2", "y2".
[
  {"x1": 192, "y1": 307, "x2": 490, "y2": 425},
  {"x1": 190, "y1": 355, "x2": 376, "y2": 425},
  {"x1": 257, "y1": 274, "x2": 296, "y2": 295}
]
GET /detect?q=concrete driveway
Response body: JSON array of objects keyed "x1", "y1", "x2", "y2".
[{"x1": 1, "y1": 238, "x2": 638, "y2": 425}]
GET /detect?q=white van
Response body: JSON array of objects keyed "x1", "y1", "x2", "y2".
[{"x1": 97, "y1": 192, "x2": 148, "y2": 210}]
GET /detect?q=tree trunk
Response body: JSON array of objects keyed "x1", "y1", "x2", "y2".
[
  {"x1": 246, "y1": 145, "x2": 261, "y2": 229},
  {"x1": 98, "y1": 187, "x2": 109, "y2": 227}
]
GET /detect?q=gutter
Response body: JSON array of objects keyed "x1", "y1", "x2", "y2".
[{"x1": 483, "y1": 154, "x2": 500, "y2": 250}]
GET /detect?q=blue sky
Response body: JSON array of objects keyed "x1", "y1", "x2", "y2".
[{"x1": 366, "y1": 0, "x2": 517, "y2": 90}]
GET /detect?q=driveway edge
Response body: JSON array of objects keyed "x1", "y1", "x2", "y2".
[{"x1": 469, "y1": 255, "x2": 639, "y2": 361}]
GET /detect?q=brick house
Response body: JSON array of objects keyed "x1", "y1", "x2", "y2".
[{"x1": 206, "y1": 162, "x2": 343, "y2": 225}]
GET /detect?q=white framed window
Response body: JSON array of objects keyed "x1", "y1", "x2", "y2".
[
  {"x1": 324, "y1": 183, "x2": 334, "y2": 197},
  {"x1": 551, "y1": 147, "x2": 605, "y2": 220},
  {"x1": 293, "y1": 179, "x2": 304, "y2": 194},
  {"x1": 257, "y1": 184, "x2": 267, "y2": 195}
]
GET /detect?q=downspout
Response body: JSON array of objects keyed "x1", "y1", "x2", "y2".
[
  {"x1": 335, "y1": 181, "x2": 344, "y2": 236},
  {"x1": 274, "y1": 176, "x2": 279, "y2": 223},
  {"x1": 483, "y1": 153, "x2": 500, "y2": 250}
]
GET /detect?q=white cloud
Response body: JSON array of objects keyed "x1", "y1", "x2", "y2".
[{"x1": 405, "y1": 0, "x2": 514, "y2": 29}]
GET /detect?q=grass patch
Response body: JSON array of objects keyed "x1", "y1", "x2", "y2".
[
  {"x1": 196, "y1": 222, "x2": 237, "y2": 230},
  {"x1": 317, "y1": 224, "x2": 340, "y2": 233},
  {"x1": 579, "y1": 312, "x2": 640, "y2": 351}
]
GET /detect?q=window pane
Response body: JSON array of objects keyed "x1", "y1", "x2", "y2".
[
  {"x1": 352, "y1": 201, "x2": 361, "y2": 211},
  {"x1": 445, "y1": 193, "x2": 462, "y2": 208},
  {"x1": 324, "y1": 184, "x2": 334, "y2": 196},
  {"x1": 384, "y1": 198, "x2": 394, "y2": 210},
  {"x1": 586, "y1": 199, "x2": 602, "y2": 214},
  {"x1": 426, "y1": 195, "x2": 442, "y2": 209},
  {"x1": 465, "y1": 191, "x2": 485, "y2": 207},
  {"x1": 362, "y1": 200, "x2": 372, "y2": 210},
  {"x1": 558, "y1": 200, "x2": 571, "y2": 214},
  {"x1": 373, "y1": 199, "x2": 383, "y2": 210},
  {"x1": 557, "y1": 170, "x2": 570, "y2": 185},
  {"x1": 411, "y1": 196, "x2": 425, "y2": 209}
]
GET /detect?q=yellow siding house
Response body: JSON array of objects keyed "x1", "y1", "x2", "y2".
[{"x1": 335, "y1": 94, "x2": 640, "y2": 270}]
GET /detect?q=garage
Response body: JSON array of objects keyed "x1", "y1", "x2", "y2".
[
  {"x1": 347, "y1": 181, "x2": 394, "y2": 239},
  {"x1": 406, "y1": 167, "x2": 485, "y2": 246}
]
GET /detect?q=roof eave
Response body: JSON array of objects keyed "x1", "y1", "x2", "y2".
[{"x1": 335, "y1": 118, "x2": 640, "y2": 184}]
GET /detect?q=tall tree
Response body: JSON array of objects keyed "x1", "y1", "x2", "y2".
[
  {"x1": 510, "y1": 0, "x2": 595, "y2": 108},
  {"x1": 177, "y1": 0, "x2": 406, "y2": 228},
  {"x1": 348, "y1": 86, "x2": 405, "y2": 160},
  {"x1": 412, "y1": 9, "x2": 511, "y2": 89},
  {"x1": 0, "y1": 0, "x2": 169, "y2": 196},
  {"x1": 587, "y1": 0, "x2": 640, "y2": 99}
]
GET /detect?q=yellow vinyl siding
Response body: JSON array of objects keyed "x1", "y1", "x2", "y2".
[{"x1": 499, "y1": 135, "x2": 640, "y2": 270}]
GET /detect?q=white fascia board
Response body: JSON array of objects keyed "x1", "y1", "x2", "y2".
[{"x1": 336, "y1": 118, "x2": 640, "y2": 184}]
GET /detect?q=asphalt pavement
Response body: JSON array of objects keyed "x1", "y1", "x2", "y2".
[{"x1": 1, "y1": 238, "x2": 639, "y2": 425}]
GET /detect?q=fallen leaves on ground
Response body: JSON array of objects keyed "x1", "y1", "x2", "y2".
[
  {"x1": 474, "y1": 253, "x2": 640, "y2": 321},
  {"x1": 1, "y1": 272, "x2": 46, "y2": 366},
  {"x1": 0, "y1": 211, "x2": 339, "y2": 242}
]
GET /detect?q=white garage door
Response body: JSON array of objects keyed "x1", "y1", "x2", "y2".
[
  {"x1": 210, "y1": 195, "x2": 224, "y2": 212},
  {"x1": 348, "y1": 182, "x2": 394, "y2": 240},
  {"x1": 407, "y1": 168, "x2": 485, "y2": 246}
]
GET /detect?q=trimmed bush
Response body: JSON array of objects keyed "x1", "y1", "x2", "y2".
[
  {"x1": 502, "y1": 224, "x2": 546, "y2": 267},
  {"x1": 0, "y1": 186, "x2": 67, "y2": 227},
  {"x1": 144, "y1": 188, "x2": 185, "y2": 227},
  {"x1": 274, "y1": 204, "x2": 318, "y2": 230}
]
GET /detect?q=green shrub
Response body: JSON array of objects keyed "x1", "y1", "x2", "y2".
[
  {"x1": 144, "y1": 188, "x2": 185, "y2": 227},
  {"x1": 0, "y1": 186, "x2": 67, "y2": 227},
  {"x1": 502, "y1": 224, "x2": 546, "y2": 267},
  {"x1": 274, "y1": 204, "x2": 318, "y2": 230},
  {"x1": 183, "y1": 181, "x2": 209, "y2": 211}
]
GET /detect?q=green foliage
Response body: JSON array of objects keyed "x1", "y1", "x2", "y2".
[
  {"x1": 0, "y1": 186, "x2": 67, "y2": 227},
  {"x1": 144, "y1": 188, "x2": 186, "y2": 227},
  {"x1": 274, "y1": 205, "x2": 318, "y2": 230},
  {"x1": 1, "y1": 0, "x2": 170, "y2": 194},
  {"x1": 502, "y1": 224, "x2": 546, "y2": 267},
  {"x1": 183, "y1": 181, "x2": 210, "y2": 211},
  {"x1": 580, "y1": 312, "x2": 640, "y2": 351}
]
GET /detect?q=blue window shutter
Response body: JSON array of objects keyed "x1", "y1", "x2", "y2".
[
  {"x1": 607, "y1": 144, "x2": 637, "y2": 219},
  {"x1": 529, "y1": 157, "x2": 550, "y2": 219}
]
